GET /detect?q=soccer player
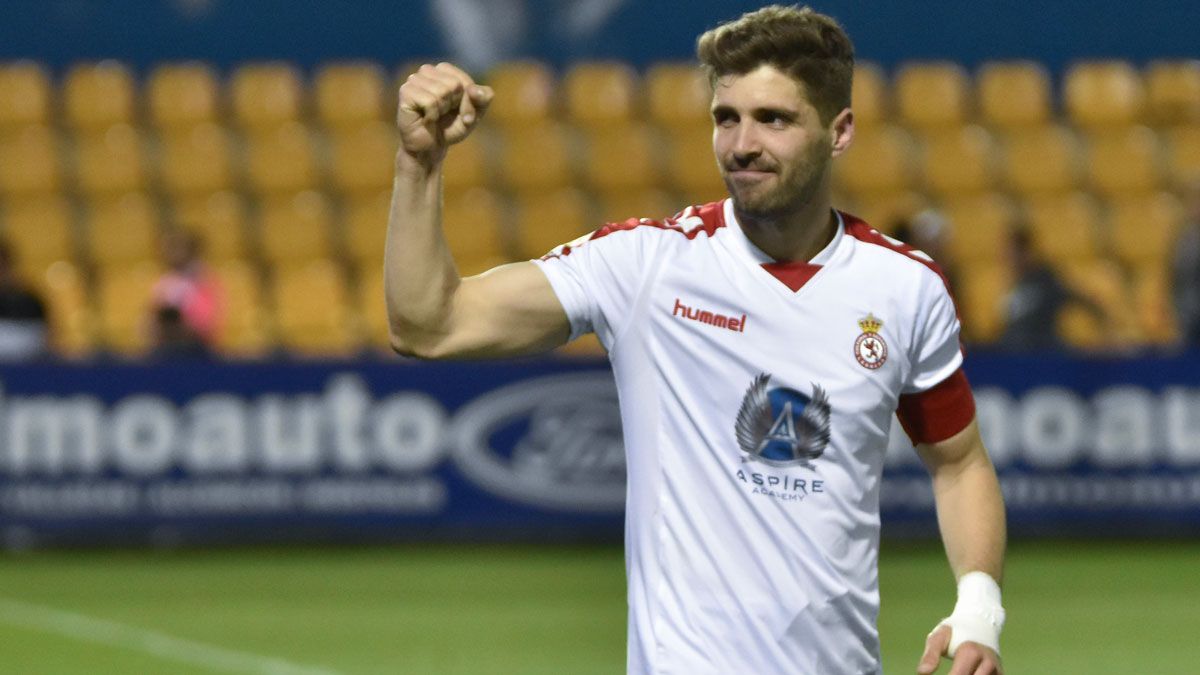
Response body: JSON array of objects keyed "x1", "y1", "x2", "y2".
[{"x1": 386, "y1": 5, "x2": 1006, "y2": 674}]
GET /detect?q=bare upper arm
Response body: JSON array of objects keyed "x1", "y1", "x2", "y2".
[
  {"x1": 397, "y1": 261, "x2": 572, "y2": 359},
  {"x1": 914, "y1": 418, "x2": 991, "y2": 478}
]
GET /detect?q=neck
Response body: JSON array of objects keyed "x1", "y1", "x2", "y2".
[{"x1": 735, "y1": 187, "x2": 836, "y2": 263}]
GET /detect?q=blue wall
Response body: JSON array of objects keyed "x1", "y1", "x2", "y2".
[{"x1": 1, "y1": 0, "x2": 1196, "y2": 74}]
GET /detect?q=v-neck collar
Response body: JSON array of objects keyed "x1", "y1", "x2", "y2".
[{"x1": 721, "y1": 199, "x2": 845, "y2": 293}]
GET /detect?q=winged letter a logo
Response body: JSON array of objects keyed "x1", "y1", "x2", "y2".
[{"x1": 735, "y1": 373, "x2": 831, "y2": 467}]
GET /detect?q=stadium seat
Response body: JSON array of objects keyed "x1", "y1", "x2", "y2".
[
  {"x1": 63, "y1": 61, "x2": 136, "y2": 131},
  {"x1": 0, "y1": 61, "x2": 52, "y2": 129},
  {"x1": 1024, "y1": 192, "x2": 1102, "y2": 264},
  {"x1": 271, "y1": 260, "x2": 359, "y2": 357},
  {"x1": 835, "y1": 125, "x2": 917, "y2": 197},
  {"x1": 95, "y1": 262, "x2": 160, "y2": 356},
  {"x1": 662, "y1": 126, "x2": 725, "y2": 201},
  {"x1": 845, "y1": 191, "x2": 927, "y2": 235},
  {"x1": 209, "y1": 260, "x2": 273, "y2": 357},
  {"x1": 443, "y1": 129, "x2": 491, "y2": 196},
  {"x1": 1058, "y1": 259, "x2": 1140, "y2": 349},
  {"x1": 74, "y1": 124, "x2": 148, "y2": 197},
  {"x1": 314, "y1": 62, "x2": 386, "y2": 129},
  {"x1": 851, "y1": 62, "x2": 889, "y2": 127},
  {"x1": 230, "y1": 62, "x2": 304, "y2": 130},
  {"x1": 581, "y1": 124, "x2": 663, "y2": 194},
  {"x1": 146, "y1": 63, "x2": 221, "y2": 130},
  {"x1": 555, "y1": 332, "x2": 607, "y2": 358},
  {"x1": 513, "y1": 188, "x2": 592, "y2": 260},
  {"x1": 957, "y1": 262, "x2": 1011, "y2": 344},
  {"x1": 1108, "y1": 192, "x2": 1183, "y2": 267},
  {"x1": 171, "y1": 191, "x2": 250, "y2": 262},
  {"x1": 1000, "y1": 125, "x2": 1082, "y2": 196},
  {"x1": 484, "y1": 60, "x2": 556, "y2": 129},
  {"x1": 243, "y1": 122, "x2": 321, "y2": 195},
  {"x1": 328, "y1": 121, "x2": 398, "y2": 196},
  {"x1": 1130, "y1": 263, "x2": 1178, "y2": 344},
  {"x1": 1144, "y1": 60, "x2": 1200, "y2": 127},
  {"x1": 895, "y1": 62, "x2": 972, "y2": 131},
  {"x1": 443, "y1": 187, "x2": 510, "y2": 276},
  {"x1": 0, "y1": 124, "x2": 63, "y2": 196},
  {"x1": 919, "y1": 125, "x2": 999, "y2": 198},
  {"x1": 597, "y1": 189, "x2": 677, "y2": 225},
  {"x1": 1064, "y1": 61, "x2": 1146, "y2": 130},
  {"x1": 496, "y1": 124, "x2": 575, "y2": 194},
  {"x1": 157, "y1": 123, "x2": 236, "y2": 197},
  {"x1": 258, "y1": 191, "x2": 335, "y2": 266},
  {"x1": 355, "y1": 264, "x2": 389, "y2": 351},
  {"x1": 343, "y1": 191, "x2": 390, "y2": 268},
  {"x1": 943, "y1": 193, "x2": 1017, "y2": 265},
  {"x1": 1, "y1": 195, "x2": 76, "y2": 275},
  {"x1": 977, "y1": 61, "x2": 1053, "y2": 130},
  {"x1": 1164, "y1": 126, "x2": 1200, "y2": 185},
  {"x1": 1084, "y1": 126, "x2": 1163, "y2": 197},
  {"x1": 36, "y1": 260, "x2": 95, "y2": 358},
  {"x1": 84, "y1": 192, "x2": 162, "y2": 270},
  {"x1": 645, "y1": 62, "x2": 711, "y2": 129},
  {"x1": 563, "y1": 61, "x2": 639, "y2": 130}
]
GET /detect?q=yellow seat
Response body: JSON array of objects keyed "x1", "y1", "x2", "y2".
[
  {"x1": 35, "y1": 260, "x2": 95, "y2": 358},
  {"x1": 957, "y1": 262, "x2": 1011, "y2": 344},
  {"x1": 272, "y1": 260, "x2": 359, "y2": 357},
  {"x1": 171, "y1": 191, "x2": 250, "y2": 262},
  {"x1": 851, "y1": 62, "x2": 889, "y2": 127},
  {"x1": 343, "y1": 191, "x2": 390, "y2": 268},
  {"x1": 835, "y1": 125, "x2": 917, "y2": 197},
  {"x1": 563, "y1": 61, "x2": 639, "y2": 130},
  {"x1": 443, "y1": 188, "x2": 509, "y2": 276},
  {"x1": 1130, "y1": 263, "x2": 1177, "y2": 344},
  {"x1": 230, "y1": 62, "x2": 304, "y2": 130},
  {"x1": 328, "y1": 121, "x2": 398, "y2": 196},
  {"x1": 1145, "y1": 60, "x2": 1200, "y2": 127},
  {"x1": 1108, "y1": 192, "x2": 1183, "y2": 267},
  {"x1": 513, "y1": 188, "x2": 592, "y2": 259},
  {"x1": 96, "y1": 262, "x2": 160, "y2": 356},
  {"x1": 85, "y1": 192, "x2": 161, "y2": 270},
  {"x1": 258, "y1": 191, "x2": 335, "y2": 266},
  {"x1": 355, "y1": 264, "x2": 390, "y2": 351},
  {"x1": 243, "y1": 122, "x2": 321, "y2": 195},
  {"x1": 443, "y1": 129, "x2": 491, "y2": 196},
  {"x1": 74, "y1": 124, "x2": 148, "y2": 197},
  {"x1": 314, "y1": 62, "x2": 386, "y2": 129},
  {"x1": 597, "y1": 189, "x2": 676, "y2": 226},
  {"x1": 1059, "y1": 259, "x2": 1140, "y2": 349},
  {"x1": 895, "y1": 62, "x2": 971, "y2": 131},
  {"x1": 942, "y1": 193, "x2": 1017, "y2": 265},
  {"x1": 844, "y1": 191, "x2": 927, "y2": 235},
  {"x1": 2, "y1": 195, "x2": 76, "y2": 275},
  {"x1": 157, "y1": 123, "x2": 235, "y2": 197},
  {"x1": 977, "y1": 61, "x2": 1052, "y2": 131},
  {"x1": 1000, "y1": 125, "x2": 1082, "y2": 196},
  {"x1": 663, "y1": 125, "x2": 725, "y2": 202},
  {"x1": 1064, "y1": 61, "x2": 1145, "y2": 130},
  {"x1": 484, "y1": 60, "x2": 556, "y2": 129},
  {"x1": 920, "y1": 125, "x2": 998, "y2": 198},
  {"x1": 0, "y1": 124, "x2": 63, "y2": 196},
  {"x1": 63, "y1": 61, "x2": 136, "y2": 131},
  {"x1": 1085, "y1": 127, "x2": 1163, "y2": 197},
  {"x1": 1165, "y1": 126, "x2": 1200, "y2": 185},
  {"x1": 146, "y1": 63, "x2": 220, "y2": 130},
  {"x1": 645, "y1": 62, "x2": 711, "y2": 129},
  {"x1": 582, "y1": 124, "x2": 662, "y2": 195},
  {"x1": 1025, "y1": 192, "x2": 1102, "y2": 264},
  {"x1": 209, "y1": 260, "x2": 272, "y2": 358},
  {"x1": 0, "y1": 61, "x2": 52, "y2": 129},
  {"x1": 496, "y1": 124, "x2": 574, "y2": 194}
]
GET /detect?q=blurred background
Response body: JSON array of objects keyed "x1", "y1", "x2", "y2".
[{"x1": 0, "y1": 1, "x2": 1198, "y2": 673}]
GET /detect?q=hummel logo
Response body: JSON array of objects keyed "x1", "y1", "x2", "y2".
[{"x1": 672, "y1": 298, "x2": 747, "y2": 333}]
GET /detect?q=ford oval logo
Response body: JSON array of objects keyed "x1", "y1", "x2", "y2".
[{"x1": 448, "y1": 373, "x2": 626, "y2": 512}]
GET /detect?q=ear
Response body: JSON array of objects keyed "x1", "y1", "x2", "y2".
[{"x1": 829, "y1": 108, "x2": 854, "y2": 157}]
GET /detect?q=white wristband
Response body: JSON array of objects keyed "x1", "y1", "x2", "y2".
[{"x1": 936, "y1": 571, "x2": 1005, "y2": 656}]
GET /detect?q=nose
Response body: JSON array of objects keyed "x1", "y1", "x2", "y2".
[{"x1": 730, "y1": 123, "x2": 762, "y2": 165}]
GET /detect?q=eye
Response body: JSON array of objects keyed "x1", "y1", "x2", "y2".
[{"x1": 712, "y1": 109, "x2": 737, "y2": 127}]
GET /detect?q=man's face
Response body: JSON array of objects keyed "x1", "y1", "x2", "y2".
[{"x1": 711, "y1": 64, "x2": 835, "y2": 218}]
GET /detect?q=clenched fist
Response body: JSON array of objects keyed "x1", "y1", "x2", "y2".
[{"x1": 397, "y1": 62, "x2": 494, "y2": 165}]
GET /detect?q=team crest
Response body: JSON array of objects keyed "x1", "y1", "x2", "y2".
[
  {"x1": 735, "y1": 373, "x2": 831, "y2": 467},
  {"x1": 854, "y1": 313, "x2": 888, "y2": 370}
]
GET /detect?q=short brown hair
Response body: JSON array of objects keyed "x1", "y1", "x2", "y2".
[{"x1": 696, "y1": 5, "x2": 854, "y2": 124}]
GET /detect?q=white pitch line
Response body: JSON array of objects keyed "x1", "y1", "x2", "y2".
[{"x1": 0, "y1": 597, "x2": 344, "y2": 675}]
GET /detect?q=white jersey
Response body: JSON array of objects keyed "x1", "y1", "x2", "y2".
[{"x1": 533, "y1": 199, "x2": 970, "y2": 675}]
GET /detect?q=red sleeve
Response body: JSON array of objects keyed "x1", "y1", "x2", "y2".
[{"x1": 895, "y1": 368, "x2": 975, "y2": 445}]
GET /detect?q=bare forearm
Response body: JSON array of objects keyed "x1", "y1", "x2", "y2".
[{"x1": 931, "y1": 452, "x2": 1007, "y2": 583}]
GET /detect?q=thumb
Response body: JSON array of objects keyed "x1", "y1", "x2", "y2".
[{"x1": 917, "y1": 624, "x2": 950, "y2": 674}]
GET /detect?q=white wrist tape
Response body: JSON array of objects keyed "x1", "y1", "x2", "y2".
[{"x1": 936, "y1": 571, "x2": 1005, "y2": 656}]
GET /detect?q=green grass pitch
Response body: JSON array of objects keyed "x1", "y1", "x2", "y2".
[{"x1": 0, "y1": 540, "x2": 1196, "y2": 674}]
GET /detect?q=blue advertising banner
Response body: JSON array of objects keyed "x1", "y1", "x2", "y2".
[{"x1": 0, "y1": 354, "x2": 1198, "y2": 547}]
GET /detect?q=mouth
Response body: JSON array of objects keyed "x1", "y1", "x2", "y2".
[{"x1": 726, "y1": 168, "x2": 775, "y2": 180}]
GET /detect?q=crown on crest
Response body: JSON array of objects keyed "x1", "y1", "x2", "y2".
[{"x1": 858, "y1": 314, "x2": 882, "y2": 334}]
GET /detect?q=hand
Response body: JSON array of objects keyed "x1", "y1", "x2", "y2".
[
  {"x1": 396, "y1": 62, "x2": 493, "y2": 164},
  {"x1": 917, "y1": 624, "x2": 1003, "y2": 675}
]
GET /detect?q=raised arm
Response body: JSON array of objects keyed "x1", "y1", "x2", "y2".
[{"x1": 386, "y1": 63, "x2": 571, "y2": 359}]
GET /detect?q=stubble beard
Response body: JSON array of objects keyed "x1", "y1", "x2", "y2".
[{"x1": 724, "y1": 139, "x2": 832, "y2": 220}]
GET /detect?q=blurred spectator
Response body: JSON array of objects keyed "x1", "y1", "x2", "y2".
[
  {"x1": 149, "y1": 305, "x2": 211, "y2": 360},
  {"x1": 890, "y1": 209, "x2": 959, "y2": 297},
  {"x1": 0, "y1": 239, "x2": 50, "y2": 361},
  {"x1": 1172, "y1": 179, "x2": 1200, "y2": 347},
  {"x1": 151, "y1": 229, "x2": 223, "y2": 348}
]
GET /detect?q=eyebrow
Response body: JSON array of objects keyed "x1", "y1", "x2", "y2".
[{"x1": 710, "y1": 104, "x2": 801, "y2": 121}]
